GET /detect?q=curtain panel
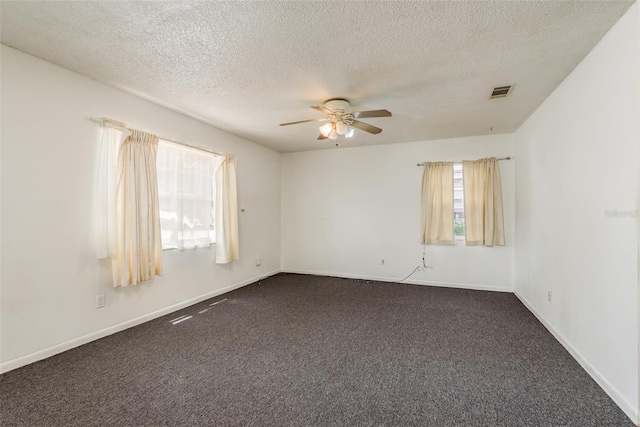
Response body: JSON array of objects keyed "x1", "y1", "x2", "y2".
[
  {"x1": 215, "y1": 154, "x2": 239, "y2": 264},
  {"x1": 96, "y1": 126, "x2": 130, "y2": 259},
  {"x1": 462, "y1": 157, "x2": 505, "y2": 247},
  {"x1": 421, "y1": 162, "x2": 454, "y2": 245},
  {"x1": 156, "y1": 141, "x2": 219, "y2": 251},
  {"x1": 112, "y1": 130, "x2": 164, "y2": 286}
]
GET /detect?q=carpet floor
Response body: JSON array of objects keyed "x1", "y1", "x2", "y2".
[{"x1": 0, "y1": 273, "x2": 633, "y2": 426}]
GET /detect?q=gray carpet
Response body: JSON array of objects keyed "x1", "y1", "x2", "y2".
[{"x1": 0, "y1": 273, "x2": 633, "y2": 426}]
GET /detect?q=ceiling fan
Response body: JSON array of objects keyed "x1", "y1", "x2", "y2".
[{"x1": 279, "y1": 98, "x2": 392, "y2": 140}]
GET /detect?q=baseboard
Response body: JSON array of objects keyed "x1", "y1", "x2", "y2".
[
  {"x1": 281, "y1": 268, "x2": 511, "y2": 293},
  {"x1": 514, "y1": 292, "x2": 638, "y2": 425},
  {"x1": 0, "y1": 269, "x2": 281, "y2": 374}
]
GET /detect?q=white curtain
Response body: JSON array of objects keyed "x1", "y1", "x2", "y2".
[
  {"x1": 156, "y1": 141, "x2": 220, "y2": 250},
  {"x1": 421, "y1": 162, "x2": 454, "y2": 245},
  {"x1": 96, "y1": 126, "x2": 130, "y2": 259},
  {"x1": 215, "y1": 154, "x2": 239, "y2": 264},
  {"x1": 462, "y1": 157, "x2": 505, "y2": 247},
  {"x1": 112, "y1": 130, "x2": 163, "y2": 287}
]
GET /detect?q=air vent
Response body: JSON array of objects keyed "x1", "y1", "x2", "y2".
[{"x1": 490, "y1": 85, "x2": 512, "y2": 98}]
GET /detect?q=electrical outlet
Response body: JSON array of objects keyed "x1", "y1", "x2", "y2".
[
  {"x1": 381, "y1": 259, "x2": 385, "y2": 265},
  {"x1": 96, "y1": 294, "x2": 105, "y2": 308},
  {"x1": 255, "y1": 257, "x2": 262, "y2": 266},
  {"x1": 547, "y1": 290, "x2": 552, "y2": 303}
]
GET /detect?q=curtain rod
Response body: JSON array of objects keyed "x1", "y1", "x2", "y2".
[
  {"x1": 90, "y1": 117, "x2": 225, "y2": 157},
  {"x1": 416, "y1": 157, "x2": 510, "y2": 167}
]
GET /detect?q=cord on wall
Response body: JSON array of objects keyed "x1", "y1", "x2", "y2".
[
  {"x1": 383, "y1": 245, "x2": 430, "y2": 284},
  {"x1": 357, "y1": 246, "x2": 429, "y2": 285},
  {"x1": 422, "y1": 244, "x2": 428, "y2": 269},
  {"x1": 396, "y1": 266, "x2": 421, "y2": 283}
]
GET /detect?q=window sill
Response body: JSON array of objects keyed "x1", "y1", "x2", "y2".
[{"x1": 162, "y1": 242, "x2": 216, "y2": 252}]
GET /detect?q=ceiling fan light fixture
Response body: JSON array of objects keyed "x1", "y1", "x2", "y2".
[
  {"x1": 283, "y1": 98, "x2": 391, "y2": 141},
  {"x1": 319, "y1": 123, "x2": 333, "y2": 137},
  {"x1": 335, "y1": 120, "x2": 349, "y2": 135}
]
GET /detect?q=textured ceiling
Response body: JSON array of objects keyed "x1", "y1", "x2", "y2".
[{"x1": 0, "y1": 1, "x2": 634, "y2": 152}]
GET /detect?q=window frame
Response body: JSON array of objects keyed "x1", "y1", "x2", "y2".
[{"x1": 453, "y1": 162, "x2": 465, "y2": 240}]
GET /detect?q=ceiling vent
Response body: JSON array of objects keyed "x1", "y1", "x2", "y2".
[{"x1": 490, "y1": 85, "x2": 512, "y2": 98}]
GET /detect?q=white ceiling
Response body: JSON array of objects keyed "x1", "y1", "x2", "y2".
[{"x1": 0, "y1": 1, "x2": 633, "y2": 152}]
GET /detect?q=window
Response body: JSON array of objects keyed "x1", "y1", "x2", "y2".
[
  {"x1": 453, "y1": 162, "x2": 465, "y2": 237},
  {"x1": 156, "y1": 140, "x2": 221, "y2": 250}
]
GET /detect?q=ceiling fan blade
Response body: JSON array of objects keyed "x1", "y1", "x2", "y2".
[
  {"x1": 317, "y1": 133, "x2": 328, "y2": 140},
  {"x1": 311, "y1": 105, "x2": 335, "y2": 115},
  {"x1": 352, "y1": 109, "x2": 392, "y2": 119},
  {"x1": 350, "y1": 119, "x2": 383, "y2": 135},
  {"x1": 280, "y1": 118, "x2": 329, "y2": 126}
]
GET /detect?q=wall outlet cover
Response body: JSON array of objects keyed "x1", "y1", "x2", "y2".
[{"x1": 96, "y1": 294, "x2": 105, "y2": 308}]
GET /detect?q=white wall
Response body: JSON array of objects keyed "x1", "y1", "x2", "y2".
[
  {"x1": 281, "y1": 134, "x2": 515, "y2": 291},
  {"x1": 0, "y1": 46, "x2": 281, "y2": 371},
  {"x1": 514, "y1": 2, "x2": 639, "y2": 422}
]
